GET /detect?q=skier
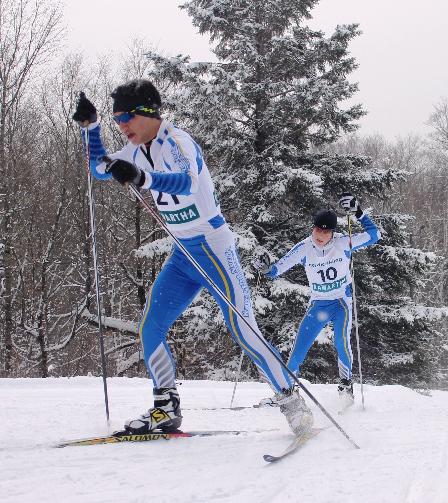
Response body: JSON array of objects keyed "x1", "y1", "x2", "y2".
[
  {"x1": 255, "y1": 195, "x2": 380, "y2": 402},
  {"x1": 72, "y1": 79, "x2": 312, "y2": 436}
]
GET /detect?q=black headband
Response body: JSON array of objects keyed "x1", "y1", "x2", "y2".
[{"x1": 112, "y1": 95, "x2": 159, "y2": 114}]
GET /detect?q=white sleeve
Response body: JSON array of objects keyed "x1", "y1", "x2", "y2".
[
  {"x1": 95, "y1": 143, "x2": 136, "y2": 175},
  {"x1": 165, "y1": 130, "x2": 202, "y2": 194},
  {"x1": 272, "y1": 240, "x2": 307, "y2": 277}
]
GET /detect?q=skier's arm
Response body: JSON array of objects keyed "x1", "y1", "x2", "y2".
[
  {"x1": 339, "y1": 192, "x2": 381, "y2": 251},
  {"x1": 105, "y1": 134, "x2": 201, "y2": 196},
  {"x1": 349, "y1": 213, "x2": 381, "y2": 251},
  {"x1": 144, "y1": 134, "x2": 201, "y2": 195},
  {"x1": 81, "y1": 122, "x2": 112, "y2": 181},
  {"x1": 73, "y1": 92, "x2": 112, "y2": 181},
  {"x1": 265, "y1": 241, "x2": 307, "y2": 279},
  {"x1": 146, "y1": 171, "x2": 195, "y2": 195}
]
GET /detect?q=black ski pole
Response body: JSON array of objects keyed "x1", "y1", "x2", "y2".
[{"x1": 84, "y1": 130, "x2": 110, "y2": 427}]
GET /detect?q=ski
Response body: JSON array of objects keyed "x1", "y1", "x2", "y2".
[
  {"x1": 183, "y1": 405, "x2": 259, "y2": 411},
  {"x1": 56, "y1": 429, "x2": 244, "y2": 448},
  {"x1": 263, "y1": 428, "x2": 324, "y2": 463}
]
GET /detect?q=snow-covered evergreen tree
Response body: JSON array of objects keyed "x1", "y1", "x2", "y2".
[
  {"x1": 327, "y1": 134, "x2": 448, "y2": 387},
  {"x1": 142, "y1": 0, "x2": 444, "y2": 386}
]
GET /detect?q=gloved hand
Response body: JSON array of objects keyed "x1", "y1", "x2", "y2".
[
  {"x1": 253, "y1": 252, "x2": 273, "y2": 276},
  {"x1": 103, "y1": 157, "x2": 146, "y2": 187},
  {"x1": 72, "y1": 92, "x2": 97, "y2": 126},
  {"x1": 339, "y1": 192, "x2": 363, "y2": 219}
]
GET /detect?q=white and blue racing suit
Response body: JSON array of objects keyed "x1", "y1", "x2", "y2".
[
  {"x1": 83, "y1": 120, "x2": 292, "y2": 391},
  {"x1": 267, "y1": 214, "x2": 380, "y2": 379}
]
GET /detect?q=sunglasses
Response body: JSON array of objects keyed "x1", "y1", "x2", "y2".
[{"x1": 113, "y1": 106, "x2": 157, "y2": 125}]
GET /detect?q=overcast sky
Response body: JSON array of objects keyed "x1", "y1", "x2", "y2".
[{"x1": 61, "y1": 0, "x2": 448, "y2": 140}]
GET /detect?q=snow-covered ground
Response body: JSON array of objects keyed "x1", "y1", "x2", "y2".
[{"x1": 1, "y1": 377, "x2": 447, "y2": 503}]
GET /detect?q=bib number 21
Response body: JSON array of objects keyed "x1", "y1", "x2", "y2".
[{"x1": 157, "y1": 192, "x2": 180, "y2": 205}]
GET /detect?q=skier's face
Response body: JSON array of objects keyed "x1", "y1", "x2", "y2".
[
  {"x1": 312, "y1": 227, "x2": 333, "y2": 247},
  {"x1": 113, "y1": 111, "x2": 161, "y2": 145}
]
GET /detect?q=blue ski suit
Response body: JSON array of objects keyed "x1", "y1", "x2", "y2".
[{"x1": 82, "y1": 120, "x2": 292, "y2": 392}]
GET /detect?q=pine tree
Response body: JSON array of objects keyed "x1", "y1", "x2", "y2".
[{"x1": 142, "y1": 0, "x2": 443, "y2": 386}]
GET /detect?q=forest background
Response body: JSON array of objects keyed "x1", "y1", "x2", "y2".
[{"x1": 1, "y1": 0, "x2": 448, "y2": 389}]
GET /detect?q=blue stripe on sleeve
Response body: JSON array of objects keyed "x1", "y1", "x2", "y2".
[
  {"x1": 266, "y1": 265, "x2": 278, "y2": 279},
  {"x1": 167, "y1": 137, "x2": 190, "y2": 173},
  {"x1": 192, "y1": 140, "x2": 203, "y2": 174},
  {"x1": 82, "y1": 125, "x2": 111, "y2": 181},
  {"x1": 208, "y1": 215, "x2": 225, "y2": 229},
  {"x1": 351, "y1": 214, "x2": 380, "y2": 251},
  {"x1": 83, "y1": 125, "x2": 106, "y2": 158},
  {"x1": 150, "y1": 172, "x2": 192, "y2": 195}
]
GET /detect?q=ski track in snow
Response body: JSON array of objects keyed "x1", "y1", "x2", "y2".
[{"x1": 1, "y1": 377, "x2": 447, "y2": 503}]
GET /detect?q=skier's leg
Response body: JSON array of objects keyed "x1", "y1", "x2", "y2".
[
  {"x1": 139, "y1": 252, "x2": 202, "y2": 387},
  {"x1": 182, "y1": 226, "x2": 313, "y2": 435},
  {"x1": 333, "y1": 297, "x2": 354, "y2": 398},
  {"x1": 125, "y1": 250, "x2": 202, "y2": 433},
  {"x1": 187, "y1": 228, "x2": 290, "y2": 391},
  {"x1": 287, "y1": 301, "x2": 328, "y2": 374}
]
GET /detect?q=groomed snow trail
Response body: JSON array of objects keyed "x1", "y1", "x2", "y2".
[{"x1": 1, "y1": 377, "x2": 447, "y2": 503}]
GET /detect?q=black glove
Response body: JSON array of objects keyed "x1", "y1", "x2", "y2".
[
  {"x1": 339, "y1": 192, "x2": 363, "y2": 219},
  {"x1": 253, "y1": 252, "x2": 272, "y2": 275},
  {"x1": 72, "y1": 92, "x2": 97, "y2": 126},
  {"x1": 104, "y1": 158, "x2": 145, "y2": 187}
]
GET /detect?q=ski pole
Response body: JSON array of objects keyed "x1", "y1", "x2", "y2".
[
  {"x1": 229, "y1": 272, "x2": 261, "y2": 409},
  {"x1": 229, "y1": 352, "x2": 245, "y2": 409},
  {"x1": 109, "y1": 168, "x2": 359, "y2": 449},
  {"x1": 347, "y1": 214, "x2": 366, "y2": 410},
  {"x1": 84, "y1": 129, "x2": 110, "y2": 427}
]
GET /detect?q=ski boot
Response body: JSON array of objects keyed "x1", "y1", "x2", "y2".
[
  {"x1": 124, "y1": 387, "x2": 182, "y2": 434},
  {"x1": 338, "y1": 378, "x2": 354, "y2": 410},
  {"x1": 338, "y1": 378, "x2": 354, "y2": 400},
  {"x1": 259, "y1": 386, "x2": 313, "y2": 437}
]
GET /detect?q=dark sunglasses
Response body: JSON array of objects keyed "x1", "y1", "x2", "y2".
[{"x1": 113, "y1": 106, "x2": 157, "y2": 125}]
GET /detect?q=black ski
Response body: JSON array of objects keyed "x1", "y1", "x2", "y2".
[
  {"x1": 56, "y1": 429, "x2": 244, "y2": 448},
  {"x1": 263, "y1": 428, "x2": 324, "y2": 463}
]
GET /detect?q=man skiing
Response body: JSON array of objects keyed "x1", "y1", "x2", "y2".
[
  {"x1": 72, "y1": 79, "x2": 312, "y2": 436},
  {"x1": 255, "y1": 195, "x2": 380, "y2": 402}
]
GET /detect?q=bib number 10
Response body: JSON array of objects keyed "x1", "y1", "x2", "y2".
[{"x1": 317, "y1": 267, "x2": 337, "y2": 283}]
